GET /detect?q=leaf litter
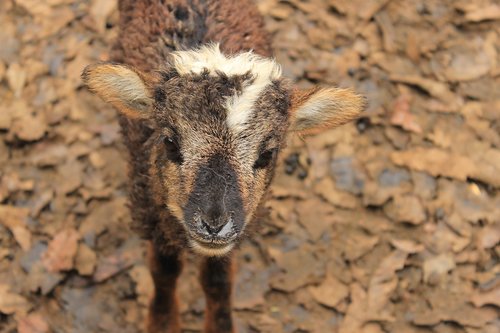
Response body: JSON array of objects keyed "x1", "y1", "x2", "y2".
[{"x1": 1, "y1": 0, "x2": 499, "y2": 332}]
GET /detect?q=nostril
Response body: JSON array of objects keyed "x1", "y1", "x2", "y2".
[{"x1": 201, "y1": 221, "x2": 224, "y2": 235}]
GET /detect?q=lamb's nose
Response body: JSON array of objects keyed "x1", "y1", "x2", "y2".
[{"x1": 200, "y1": 217, "x2": 233, "y2": 237}]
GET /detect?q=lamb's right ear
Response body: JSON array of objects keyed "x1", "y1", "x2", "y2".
[{"x1": 81, "y1": 63, "x2": 154, "y2": 118}]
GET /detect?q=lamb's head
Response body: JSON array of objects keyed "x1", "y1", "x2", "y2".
[{"x1": 82, "y1": 44, "x2": 365, "y2": 256}]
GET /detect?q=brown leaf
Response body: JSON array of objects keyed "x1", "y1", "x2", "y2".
[
  {"x1": 79, "y1": 198, "x2": 129, "y2": 241},
  {"x1": 391, "y1": 147, "x2": 477, "y2": 181},
  {"x1": 0, "y1": 284, "x2": 30, "y2": 316},
  {"x1": 423, "y1": 253, "x2": 456, "y2": 284},
  {"x1": 17, "y1": 313, "x2": 49, "y2": 333},
  {"x1": 250, "y1": 314, "x2": 282, "y2": 332},
  {"x1": 374, "y1": 11, "x2": 396, "y2": 53},
  {"x1": 313, "y1": 177, "x2": 358, "y2": 209},
  {"x1": 93, "y1": 244, "x2": 142, "y2": 283},
  {"x1": 57, "y1": 161, "x2": 84, "y2": 194},
  {"x1": 296, "y1": 197, "x2": 335, "y2": 240},
  {"x1": 90, "y1": 0, "x2": 117, "y2": 33},
  {"x1": 12, "y1": 114, "x2": 47, "y2": 142},
  {"x1": 341, "y1": 229, "x2": 380, "y2": 261},
  {"x1": 471, "y1": 148, "x2": 500, "y2": 187},
  {"x1": 29, "y1": 143, "x2": 68, "y2": 167},
  {"x1": 339, "y1": 283, "x2": 367, "y2": 333},
  {"x1": 234, "y1": 262, "x2": 270, "y2": 310},
  {"x1": 129, "y1": 265, "x2": 154, "y2": 307},
  {"x1": 0, "y1": 60, "x2": 5, "y2": 81},
  {"x1": 41, "y1": 228, "x2": 80, "y2": 273},
  {"x1": 442, "y1": 40, "x2": 495, "y2": 82},
  {"x1": 75, "y1": 243, "x2": 97, "y2": 276},
  {"x1": 464, "y1": 4, "x2": 500, "y2": 22},
  {"x1": 476, "y1": 225, "x2": 500, "y2": 250},
  {"x1": 14, "y1": 0, "x2": 50, "y2": 16},
  {"x1": 6, "y1": 62, "x2": 26, "y2": 97},
  {"x1": 269, "y1": 245, "x2": 324, "y2": 292},
  {"x1": 390, "y1": 239, "x2": 425, "y2": 253},
  {"x1": 384, "y1": 195, "x2": 426, "y2": 225},
  {"x1": 309, "y1": 274, "x2": 349, "y2": 309},
  {"x1": 471, "y1": 287, "x2": 500, "y2": 308},
  {"x1": 367, "y1": 250, "x2": 408, "y2": 320},
  {"x1": 30, "y1": 189, "x2": 54, "y2": 218},
  {"x1": 390, "y1": 94, "x2": 422, "y2": 133},
  {"x1": 390, "y1": 75, "x2": 461, "y2": 109},
  {"x1": 0, "y1": 205, "x2": 31, "y2": 251},
  {"x1": 413, "y1": 290, "x2": 498, "y2": 328},
  {"x1": 357, "y1": 0, "x2": 392, "y2": 20}
]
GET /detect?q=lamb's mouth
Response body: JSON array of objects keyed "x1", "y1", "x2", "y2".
[
  {"x1": 188, "y1": 229, "x2": 238, "y2": 248},
  {"x1": 189, "y1": 238, "x2": 236, "y2": 256},
  {"x1": 195, "y1": 239, "x2": 231, "y2": 248}
]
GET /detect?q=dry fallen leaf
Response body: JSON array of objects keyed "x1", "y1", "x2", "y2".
[
  {"x1": 367, "y1": 250, "x2": 408, "y2": 320},
  {"x1": 41, "y1": 228, "x2": 80, "y2": 273},
  {"x1": 412, "y1": 289, "x2": 497, "y2": 328},
  {"x1": 17, "y1": 312, "x2": 49, "y2": 333},
  {"x1": 423, "y1": 253, "x2": 456, "y2": 284},
  {"x1": 269, "y1": 245, "x2": 324, "y2": 292},
  {"x1": 234, "y1": 262, "x2": 270, "y2": 310},
  {"x1": 390, "y1": 75, "x2": 461, "y2": 109},
  {"x1": 476, "y1": 225, "x2": 500, "y2": 250},
  {"x1": 471, "y1": 287, "x2": 500, "y2": 308},
  {"x1": 90, "y1": 0, "x2": 117, "y2": 33},
  {"x1": 390, "y1": 93, "x2": 422, "y2": 133},
  {"x1": 0, "y1": 205, "x2": 31, "y2": 251},
  {"x1": 309, "y1": 274, "x2": 349, "y2": 309},
  {"x1": 12, "y1": 114, "x2": 47, "y2": 142},
  {"x1": 129, "y1": 265, "x2": 154, "y2": 307},
  {"x1": 75, "y1": 243, "x2": 97, "y2": 276},
  {"x1": 391, "y1": 147, "x2": 477, "y2": 181},
  {"x1": 57, "y1": 160, "x2": 84, "y2": 194},
  {"x1": 313, "y1": 176, "x2": 358, "y2": 209},
  {"x1": 442, "y1": 41, "x2": 495, "y2": 82},
  {"x1": 464, "y1": 4, "x2": 500, "y2": 22},
  {"x1": 390, "y1": 239, "x2": 425, "y2": 253},
  {"x1": 374, "y1": 11, "x2": 396, "y2": 53},
  {"x1": 0, "y1": 60, "x2": 5, "y2": 81},
  {"x1": 0, "y1": 1, "x2": 499, "y2": 332},
  {"x1": 6, "y1": 62, "x2": 26, "y2": 97},
  {"x1": 93, "y1": 244, "x2": 142, "y2": 283},
  {"x1": 296, "y1": 197, "x2": 335, "y2": 240},
  {"x1": 0, "y1": 284, "x2": 30, "y2": 316},
  {"x1": 339, "y1": 282, "x2": 368, "y2": 333},
  {"x1": 356, "y1": 0, "x2": 392, "y2": 20},
  {"x1": 341, "y1": 229, "x2": 380, "y2": 261},
  {"x1": 384, "y1": 195, "x2": 426, "y2": 225}
]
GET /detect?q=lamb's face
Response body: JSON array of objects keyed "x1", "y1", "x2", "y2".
[
  {"x1": 82, "y1": 44, "x2": 366, "y2": 257},
  {"x1": 150, "y1": 68, "x2": 290, "y2": 256}
]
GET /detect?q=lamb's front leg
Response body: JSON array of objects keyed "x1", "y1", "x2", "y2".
[
  {"x1": 200, "y1": 256, "x2": 235, "y2": 333},
  {"x1": 147, "y1": 242, "x2": 183, "y2": 333}
]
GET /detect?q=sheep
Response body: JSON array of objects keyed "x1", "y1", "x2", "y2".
[{"x1": 82, "y1": 0, "x2": 365, "y2": 332}]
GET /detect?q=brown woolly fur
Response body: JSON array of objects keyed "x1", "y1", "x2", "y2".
[
  {"x1": 82, "y1": 0, "x2": 365, "y2": 332},
  {"x1": 200, "y1": 256, "x2": 235, "y2": 333},
  {"x1": 147, "y1": 242, "x2": 182, "y2": 333}
]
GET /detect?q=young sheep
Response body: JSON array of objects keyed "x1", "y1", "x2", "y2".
[{"x1": 82, "y1": 0, "x2": 365, "y2": 332}]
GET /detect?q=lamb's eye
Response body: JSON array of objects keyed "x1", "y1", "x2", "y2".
[
  {"x1": 254, "y1": 149, "x2": 276, "y2": 169},
  {"x1": 163, "y1": 137, "x2": 183, "y2": 164}
]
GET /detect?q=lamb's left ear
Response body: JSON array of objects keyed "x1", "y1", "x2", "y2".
[
  {"x1": 81, "y1": 62, "x2": 155, "y2": 118},
  {"x1": 289, "y1": 87, "x2": 366, "y2": 134}
]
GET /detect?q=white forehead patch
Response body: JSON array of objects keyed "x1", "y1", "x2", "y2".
[{"x1": 171, "y1": 43, "x2": 282, "y2": 132}]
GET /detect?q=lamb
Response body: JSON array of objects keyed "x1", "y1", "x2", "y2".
[{"x1": 81, "y1": 0, "x2": 365, "y2": 332}]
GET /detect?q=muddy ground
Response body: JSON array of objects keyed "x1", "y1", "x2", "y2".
[{"x1": 0, "y1": 0, "x2": 499, "y2": 332}]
